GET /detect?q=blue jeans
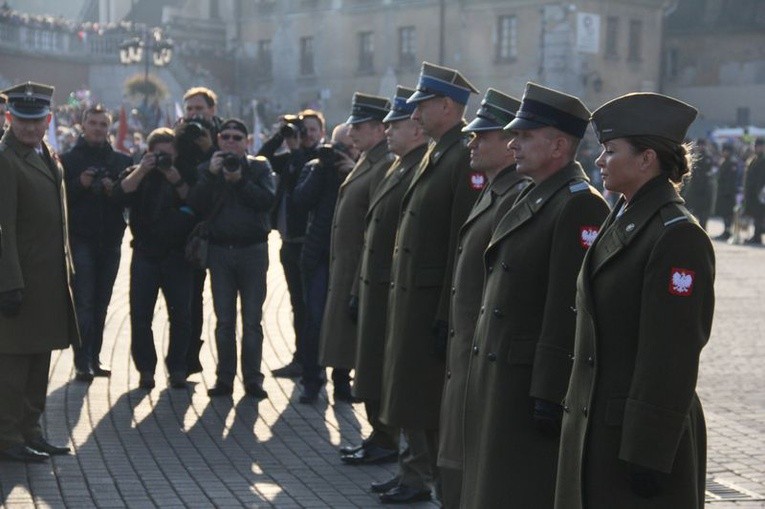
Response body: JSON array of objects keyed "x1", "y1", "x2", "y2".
[
  {"x1": 208, "y1": 243, "x2": 269, "y2": 387},
  {"x1": 70, "y1": 236, "x2": 122, "y2": 371},
  {"x1": 129, "y1": 249, "x2": 192, "y2": 376}
]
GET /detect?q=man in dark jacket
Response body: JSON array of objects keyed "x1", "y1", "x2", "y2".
[
  {"x1": 188, "y1": 119, "x2": 276, "y2": 399},
  {"x1": 743, "y1": 138, "x2": 765, "y2": 244},
  {"x1": 292, "y1": 124, "x2": 356, "y2": 403},
  {"x1": 62, "y1": 105, "x2": 132, "y2": 382},
  {"x1": 714, "y1": 143, "x2": 739, "y2": 240},
  {"x1": 112, "y1": 128, "x2": 197, "y2": 390},
  {"x1": 258, "y1": 110, "x2": 325, "y2": 378},
  {"x1": 683, "y1": 139, "x2": 714, "y2": 230}
]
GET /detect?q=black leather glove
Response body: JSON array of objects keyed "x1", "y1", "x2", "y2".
[
  {"x1": 532, "y1": 398, "x2": 563, "y2": 437},
  {"x1": 348, "y1": 295, "x2": 359, "y2": 324},
  {"x1": 628, "y1": 463, "x2": 663, "y2": 498},
  {"x1": 0, "y1": 289, "x2": 23, "y2": 317},
  {"x1": 432, "y1": 319, "x2": 449, "y2": 361}
]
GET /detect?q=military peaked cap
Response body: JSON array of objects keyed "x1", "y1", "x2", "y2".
[
  {"x1": 346, "y1": 92, "x2": 391, "y2": 125},
  {"x1": 383, "y1": 86, "x2": 417, "y2": 123},
  {"x1": 505, "y1": 82, "x2": 590, "y2": 139},
  {"x1": 464, "y1": 88, "x2": 521, "y2": 133},
  {"x1": 591, "y1": 93, "x2": 698, "y2": 144},
  {"x1": 3, "y1": 81, "x2": 54, "y2": 119},
  {"x1": 407, "y1": 61, "x2": 479, "y2": 105}
]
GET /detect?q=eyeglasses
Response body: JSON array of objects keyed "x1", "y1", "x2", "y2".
[{"x1": 220, "y1": 133, "x2": 244, "y2": 141}]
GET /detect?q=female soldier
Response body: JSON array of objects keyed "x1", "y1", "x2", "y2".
[{"x1": 555, "y1": 93, "x2": 715, "y2": 509}]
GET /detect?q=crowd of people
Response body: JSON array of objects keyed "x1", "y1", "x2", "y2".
[{"x1": 1, "y1": 59, "x2": 764, "y2": 509}]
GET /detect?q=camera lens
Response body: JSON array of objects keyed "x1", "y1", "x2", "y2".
[{"x1": 222, "y1": 153, "x2": 240, "y2": 171}]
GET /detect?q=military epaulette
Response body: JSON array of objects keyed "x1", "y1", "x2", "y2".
[
  {"x1": 660, "y1": 205, "x2": 690, "y2": 227},
  {"x1": 568, "y1": 180, "x2": 589, "y2": 194}
]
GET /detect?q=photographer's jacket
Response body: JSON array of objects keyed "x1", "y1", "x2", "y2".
[
  {"x1": 62, "y1": 137, "x2": 132, "y2": 245},
  {"x1": 112, "y1": 162, "x2": 198, "y2": 258},
  {"x1": 188, "y1": 155, "x2": 276, "y2": 245}
]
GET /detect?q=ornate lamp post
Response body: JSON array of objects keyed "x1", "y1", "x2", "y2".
[{"x1": 119, "y1": 28, "x2": 173, "y2": 111}]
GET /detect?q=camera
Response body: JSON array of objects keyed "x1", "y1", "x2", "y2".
[
  {"x1": 317, "y1": 141, "x2": 353, "y2": 167},
  {"x1": 222, "y1": 152, "x2": 241, "y2": 172},
  {"x1": 88, "y1": 167, "x2": 109, "y2": 194},
  {"x1": 155, "y1": 152, "x2": 173, "y2": 170},
  {"x1": 279, "y1": 114, "x2": 307, "y2": 139}
]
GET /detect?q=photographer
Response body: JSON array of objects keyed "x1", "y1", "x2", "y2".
[
  {"x1": 292, "y1": 124, "x2": 356, "y2": 403},
  {"x1": 111, "y1": 128, "x2": 196, "y2": 390},
  {"x1": 257, "y1": 110, "x2": 326, "y2": 378},
  {"x1": 62, "y1": 105, "x2": 132, "y2": 382},
  {"x1": 188, "y1": 119, "x2": 276, "y2": 398}
]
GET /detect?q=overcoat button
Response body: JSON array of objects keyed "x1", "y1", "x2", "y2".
[
  {"x1": 472, "y1": 345, "x2": 479, "y2": 355},
  {"x1": 446, "y1": 371, "x2": 451, "y2": 379},
  {"x1": 487, "y1": 353, "x2": 497, "y2": 362},
  {"x1": 569, "y1": 354, "x2": 575, "y2": 361},
  {"x1": 457, "y1": 246, "x2": 463, "y2": 253},
  {"x1": 488, "y1": 265, "x2": 493, "y2": 273},
  {"x1": 450, "y1": 328, "x2": 455, "y2": 337},
  {"x1": 390, "y1": 283, "x2": 394, "y2": 288},
  {"x1": 587, "y1": 356, "x2": 594, "y2": 366},
  {"x1": 493, "y1": 308, "x2": 504, "y2": 318},
  {"x1": 563, "y1": 404, "x2": 570, "y2": 413},
  {"x1": 582, "y1": 407, "x2": 588, "y2": 417},
  {"x1": 501, "y1": 262, "x2": 509, "y2": 271},
  {"x1": 451, "y1": 287, "x2": 456, "y2": 294}
]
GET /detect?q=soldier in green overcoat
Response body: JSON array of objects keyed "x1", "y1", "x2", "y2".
[
  {"x1": 436, "y1": 88, "x2": 530, "y2": 509},
  {"x1": 0, "y1": 82, "x2": 79, "y2": 462},
  {"x1": 461, "y1": 83, "x2": 609, "y2": 508},
  {"x1": 555, "y1": 93, "x2": 714, "y2": 509}
]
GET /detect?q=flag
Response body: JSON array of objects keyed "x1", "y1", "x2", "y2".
[
  {"x1": 46, "y1": 114, "x2": 59, "y2": 152},
  {"x1": 115, "y1": 105, "x2": 128, "y2": 153}
]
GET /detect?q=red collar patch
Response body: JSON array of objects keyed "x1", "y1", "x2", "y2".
[
  {"x1": 669, "y1": 267, "x2": 695, "y2": 296},
  {"x1": 579, "y1": 226, "x2": 599, "y2": 248},
  {"x1": 469, "y1": 171, "x2": 485, "y2": 190}
]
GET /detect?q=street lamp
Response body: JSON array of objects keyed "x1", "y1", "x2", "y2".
[{"x1": 119, "y1": 28, "x2": 174, "y2": 110}]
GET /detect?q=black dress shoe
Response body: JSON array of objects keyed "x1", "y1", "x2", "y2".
[
  {"x1": 0, "y1": 444, "x2": 49, "y2": 462},
  {"x1": 244, "y1": 383, "x2": 268, "y2": 400},
  {"x1": 207, "y1": 383, "x2": 234, "y2": 397},
  {"x1": 92, "y1": 366, "x2": 111, "y2": 377},
  {"x1": 168, "y1": 372, "x2": 187, "y2": 389},
  {"x1": 26, "y1": 437, "x2": 70, "y2": 455},
  {"x1": 341, "y1": 443, "x2": 397, "y2": 465},
  {"x1": 379, "y1": 485, "x2": 431, "y2": 504},
  {"x1": 370, "y1": 476, "x2": 401, "y2": 494},
  {"x1": 74, "y1": 369, "x2": 94, "y2": 383},
  {"x1": 271, "y1": 361, "x2": 303, "y2": 378},
  {"x1": 339, "y1": 440, "x2": 366, "y2": 455},
  {"x1": 333, "y1": 388, "x2": 356, "y2": 404}
]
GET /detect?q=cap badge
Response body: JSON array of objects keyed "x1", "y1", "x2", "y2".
[
  {"x1": 669, "y1": 267, "x2": 695, "y2": 296},
  {"x1": 25, "y1": 84, "x2": 34, "y2": 97},
  {"x1": 579, "y1": 226, "x2": 599, "y2": 248},
  {"x1": 535, "y1": 197, "x2": 543, "y2": 204}
]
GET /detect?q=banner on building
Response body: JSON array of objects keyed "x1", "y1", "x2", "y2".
[{"x1": 576, "y1": 13, "x2": 600, "y2": 54}]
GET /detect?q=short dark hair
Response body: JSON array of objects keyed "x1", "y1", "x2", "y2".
[
  {"x1": 82, "y1": 104, "x2": 112, "y2": 124},
  {"x1": 147, "y1": 127, "x2": 175, "y2": 150}
]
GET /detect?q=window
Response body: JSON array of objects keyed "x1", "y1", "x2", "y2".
[
  {"x1": 664, "y1": 47, "x2": 678, "y2": 79},
  {"x1": 398, "y1": 26, "x2": 416, "y2": 69},
  {"x1": 257, "y1": 39, "x2": 272, "y2": 78},
  {"x1": 300, "y1": 36, "x2": 315, "y2": 75},
  {"x1": 496, "y1": 15, "x2": 517, "y2": 63},
  {"x1": 628, "y1": 19, "x2": 642, "y2": 62},
  {"x1": 604, "y1": 16, "x2": 618, "y2": 59},
  {"x1": 358, "y1": 31, "x2": 374, "y2": 73}
]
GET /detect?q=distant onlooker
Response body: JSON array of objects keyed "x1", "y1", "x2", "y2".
[
  {"x1": 683, "y1": 139, "x2": 714, "y2": 230},
  {"x1": 714, "y1": 143, "x2": 739, "y2": 240},
  {"x1": 743, "y1": 138, "x2": 765, "y2": 244}
]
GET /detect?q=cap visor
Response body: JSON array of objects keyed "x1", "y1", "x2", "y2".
[
  {"x1": 463, "y1": 117, "x2": 503, "y2": 133},
  {"x1": 346, "y1": 114, "x2": 375, "y2": 125},
  {"x1": 383, "y1": 111, "x2": 413, "y2": 123},
  {"x1": 8, "y1": 105, "x2": 50, "y2": 119},
  {"x1": 406, "y1": 90, "x2": 437, "y2": 104},
  {"x1": 503, "y1": 116, "x2": 547, "y2": 132}
]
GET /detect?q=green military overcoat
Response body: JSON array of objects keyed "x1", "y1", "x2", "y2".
[
  {"x1": 352, "y1": 144, "x2": 426, "y2": 400},
  {"x1": 555, "y1": 177, "x2": 714, "y2": 509},
  {"x1": 0, "y1": 130, "x2": 79, "y2": 353},
  {"x1": 379, "y1": 121, "x2": 481, "y2": 430},
  {"x1": 319, "y1": 140, "x2": 393, "y2": 369},
  {"x1": 461, "y1": 162, "x2": 608, "y2": 508},
  {"x1": 437, "y1": 165, "x2": 530, "y2": 470}
]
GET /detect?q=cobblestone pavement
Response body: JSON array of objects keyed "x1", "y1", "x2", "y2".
[{"x1": 0, "y1": 220, "x2": 763, "y2": 508}]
